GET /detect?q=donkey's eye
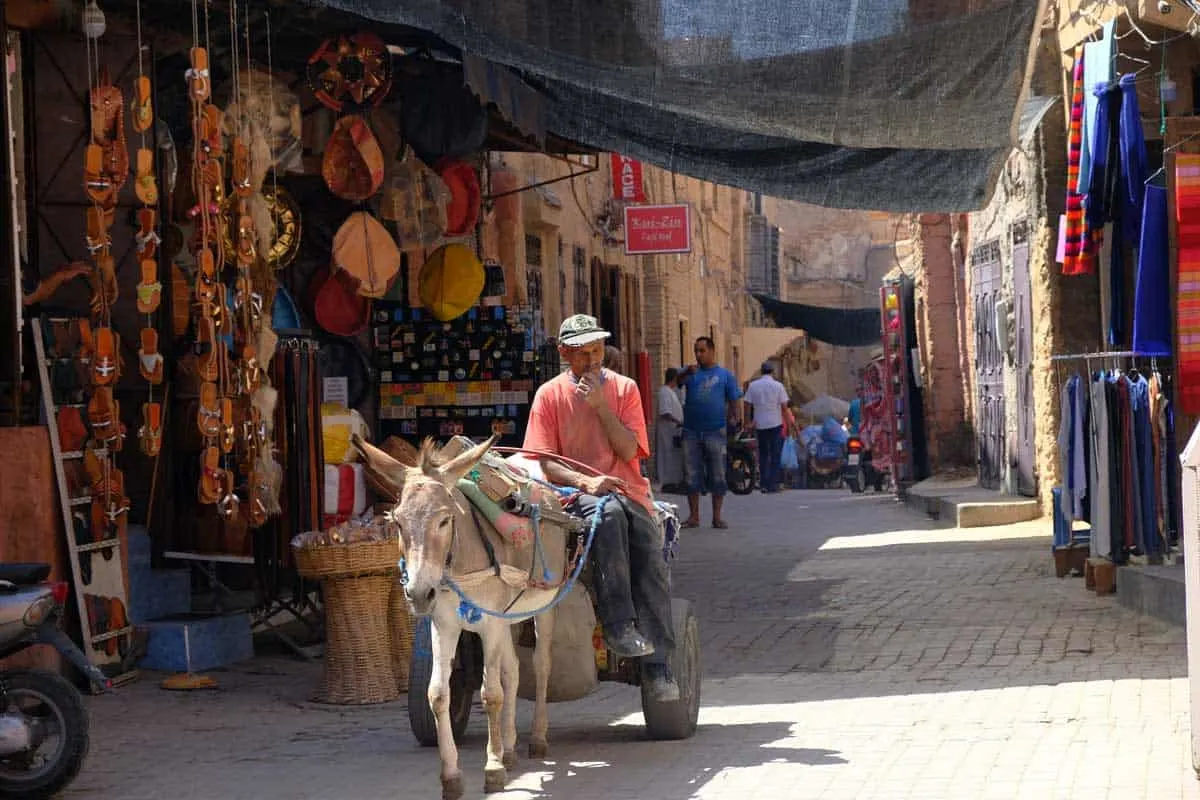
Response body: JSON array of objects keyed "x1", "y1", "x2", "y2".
[{"x1": 438, "y1": 517, "x2": 452, "y2": 529}]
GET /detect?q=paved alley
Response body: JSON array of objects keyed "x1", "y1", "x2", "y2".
[{"x1": 65, "y1": 489, "x2": 1195, "y2": 800}]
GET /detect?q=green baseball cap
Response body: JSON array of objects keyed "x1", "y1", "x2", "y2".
[{"x1": 558, "y1": 314, "x2": 611, "y2": 346}]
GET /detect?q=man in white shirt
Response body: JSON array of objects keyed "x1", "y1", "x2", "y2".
[
  {"x1": 655, "y1": 368, "x2": 686, "y2": 492},
  {"x1": 743, "y1": 362, "x2": 790, "y2": 493}
]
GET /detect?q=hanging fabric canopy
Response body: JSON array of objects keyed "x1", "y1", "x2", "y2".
[
  {"x1": 753, "y1": 293, "x2": 881, "y2": 347},
  {"x1": 315, "y1": 0, "x2": 1047, "y2": 211}
]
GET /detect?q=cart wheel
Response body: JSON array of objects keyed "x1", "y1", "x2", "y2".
[
  {"x1": 408, "y1": 617, "x2": 476, "y2": 747},
  {"x1": 641, "y1": 598, "x2": 701, "y2": 740}
]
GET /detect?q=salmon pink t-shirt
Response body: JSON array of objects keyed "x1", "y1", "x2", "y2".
[{"x1": 523, "y1": 369, "x2": 653, "y2": 515}]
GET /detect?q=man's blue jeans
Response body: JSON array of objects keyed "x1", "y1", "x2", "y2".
[
  {"x1": 756, "y1": 425, "x2": 784, "y2": 491},
  {"x1": 683, "y1": 428, "x2": 727, "y2": 496},
  {"x1": 575, "y1": 493, "x2": 675, "y2": 664}
]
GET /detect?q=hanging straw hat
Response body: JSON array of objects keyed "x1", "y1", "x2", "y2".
[
  {"x1": 435, "y1": 159, "x2": 481, "y2": 237},
  {"x1": 418, "y1": 244, "x2": 485, "y2": 322},
  {"x1": 332, "y1": 211, "x2": 401, "y2": 299},
  {"x1": 322, "y1": 115, "x2": 385, "y2": 202}
]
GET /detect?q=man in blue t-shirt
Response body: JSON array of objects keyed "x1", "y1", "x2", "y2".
[{"x1": 679, "y1": 336, "x2": 742, "y2": 529}]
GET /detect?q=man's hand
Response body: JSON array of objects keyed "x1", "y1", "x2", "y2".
[
  {"x1": 581, "y1": 474, "x2": 627, "y2": 496},
  {"x1": 577, "y1": 371, "x2": 611, "y2": 413}
]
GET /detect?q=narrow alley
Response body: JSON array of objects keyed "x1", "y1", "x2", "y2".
[{"x1": 65, "y1": 490, "x2": 1193, "y2": 800}]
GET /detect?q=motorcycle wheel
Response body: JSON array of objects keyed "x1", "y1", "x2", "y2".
[
  {"x1": 726, "y1": 458, "x2": 755, "y2": 495},
  {"x1": 0, "y1": 670, "x2": 89, "y2": 800},
  {"x1": 846, "y1": 468, "x2": 864, "y2": 494}
]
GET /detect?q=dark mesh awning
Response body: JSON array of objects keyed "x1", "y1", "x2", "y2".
[
  {"x1": 753, "y1": 294, "x2": 882, "y2": 347},
  {"x1": 313, "y1": 0, "x2": 1047, "y2": 211}
]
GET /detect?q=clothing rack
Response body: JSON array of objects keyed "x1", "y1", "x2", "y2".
[{"x1": 1051, "y1": 350, "x2": 1152, "y2": 361}]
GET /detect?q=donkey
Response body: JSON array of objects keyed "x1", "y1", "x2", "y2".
[{"x1": 352, "y1": 434, "x2": 565, "y2": 800}]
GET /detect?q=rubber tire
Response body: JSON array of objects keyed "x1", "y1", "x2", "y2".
[
  {"x1": 641, "y1": 599, "x2": 701, "y2": 741},
  {"x1": 846, "y1": 467, "x2": 864, "y2": 494},
  {"x1": 408, "y1": 618, "x2": 475, "y2": 747},
  {"x1": 726, "y1": 459, "x2": 755, "y2": 495},
  {"x1": 0, "y1": 669, "x2": 90, "y2": 800}
]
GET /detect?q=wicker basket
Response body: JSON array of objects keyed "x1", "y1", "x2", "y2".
[
  {"x1": 294, "y1": 539, "x2": 403, "y2": 705},
  {"x1": 388, "y1": 579, "x2": 415, "y2": 692},
  {"x1": 313, "y1": 572, "x2": 400, "y2": 705},
  {"x1": 294, "y1": 538, "x2": 400, "y2": 580}
]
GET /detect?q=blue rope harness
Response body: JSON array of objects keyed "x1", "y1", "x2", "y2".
[{"x1": 399, "y1": 493, "x2": 612, "y2": 624}]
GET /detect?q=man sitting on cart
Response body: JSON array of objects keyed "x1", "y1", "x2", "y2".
[{"x1": 523, "y1": 314, "x2": 679, "y2": 702}]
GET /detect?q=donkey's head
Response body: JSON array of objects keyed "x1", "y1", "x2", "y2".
[{"x1": 351, "y1": 434, "x2": 496, "y2": 615}]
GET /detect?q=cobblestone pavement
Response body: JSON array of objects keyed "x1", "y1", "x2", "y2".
[{"x1": 64, "y1": 489, "x2": 1195, "y2": 800}]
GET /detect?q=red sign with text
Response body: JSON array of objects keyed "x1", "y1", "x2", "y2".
[
  {"x1": 610, "y1": 154, "x2": 645, "y2": 202},
  {"x1": 623, "y1": 204, "x2": 692, "y2": 255}
]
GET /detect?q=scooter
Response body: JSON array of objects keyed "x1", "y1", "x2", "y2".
[
  {"x1": 0, "y1": 563, "x2": 106, "y2": 799},
  {"x1": 842, "y1": 436, "x2": 885, "y2": 494}
]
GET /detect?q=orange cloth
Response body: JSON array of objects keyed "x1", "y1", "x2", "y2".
[{"x1": 523, "y1": 370, "x2": 653, "y2": 515}]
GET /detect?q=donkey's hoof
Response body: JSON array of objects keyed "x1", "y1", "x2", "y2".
[
  {"x1": 484, "y1": 766, "x2": 508, "y2": 793},
  {"x1": 441, "y1": 776, "x2": 464, "y2": 800},
  {"x1": 502, "y1": 750, "x2": 519, "y2": 770},
  {"x1": 528, "y1": 739, "x2": 548, "y2": 759}
]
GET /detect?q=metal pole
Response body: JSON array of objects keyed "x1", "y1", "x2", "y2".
[{"x1": 0, "y1": 0, "x2": 18, "y2": 423}]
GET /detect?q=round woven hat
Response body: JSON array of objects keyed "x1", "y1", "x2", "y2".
[{"x1": 418, "y1": 244, "x2": 484, "y2": 322}]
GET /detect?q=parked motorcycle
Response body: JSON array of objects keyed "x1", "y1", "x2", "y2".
[
  {"x1": 726, "y1": 429, "x2": 758, "y2": 495},
  {"x1": 0, "y1": 563, "x2": 106, "y2": 799},
  {"x1": 842, "y1": 436, "x2": 885, "y2": 493}
]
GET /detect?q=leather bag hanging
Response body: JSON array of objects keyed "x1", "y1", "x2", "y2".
[
  {"x1": 322, "y1": 115, "x2": 385, "y2": 202},
  {"x1": 331, "y1": 211, "x2": 401, "y2": 299}
]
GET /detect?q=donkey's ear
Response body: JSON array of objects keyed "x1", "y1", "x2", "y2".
[
  {"x1": 352, "y1": 433, "x2": 408, "y2": 500},
  {"x1": 436, "y1": 434, "x2": 498, "y2": 484}
]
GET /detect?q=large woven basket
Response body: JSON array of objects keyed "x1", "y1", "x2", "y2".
[
  {"x1": 294, "y1": 538, "x2": 400, "y2": 579},
  {"x1": 294, "y1": 539, "x2": 403, "y2": 705},
  {"x1": 313, "y1": 572, "x2": 399, "y2": 705}
]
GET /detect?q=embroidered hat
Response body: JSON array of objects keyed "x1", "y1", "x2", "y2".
[
  {"x1": 322, "y1": 115, "x2": 384, "y2": 201},
  {"x1": 558, "y1": 314, "x2": 610, "y2": 346}
]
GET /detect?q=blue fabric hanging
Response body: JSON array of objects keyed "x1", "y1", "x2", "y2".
[
  {"x1": 1132, "y1": 183, "x2": 1172, "y2": 356},
  {"x1": 1118, "y1": 74, "x2": 1148, "y2": 243}
]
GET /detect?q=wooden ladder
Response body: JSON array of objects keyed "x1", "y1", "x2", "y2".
[{"x1": 32, "y1": 316, "x2": 137, "y2": 687}]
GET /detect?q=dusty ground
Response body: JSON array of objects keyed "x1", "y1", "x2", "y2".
[{"x1": 64, "y1": 489, "x2": 1196, "y2": 800}]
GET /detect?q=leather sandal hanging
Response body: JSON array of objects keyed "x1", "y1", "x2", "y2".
[
  {"x1": 135, "y1": 209, "x2": 159, "y2": 261},
  {"x1": 136, "y1": 260, "x2": 161, "y2": 314},
  {"x1": 198, "y1": 446, "x2": 222, "y2": 505},
  {"x1": 131, "y1": 74, "x2": 153, "y2": 133},
  {"x1": 138, "y1": 327, "x2": 163, "y2": 384},
  {"x1": 197, "y1": 381, "x2": 221, "y2": 438},
  {"x1": 135, "y1": 148, "x2": 158, "y2": 206},
  {"x1": 138, "y1": 402, "x2": 162, "y2": 457},
  {"x1": 92, "y1": 326, "x2": 118, "y2": 386}
]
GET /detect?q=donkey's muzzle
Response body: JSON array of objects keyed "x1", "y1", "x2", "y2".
[{"x1": 405, "y1": 585, "x2": 437, "y2": 615}]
